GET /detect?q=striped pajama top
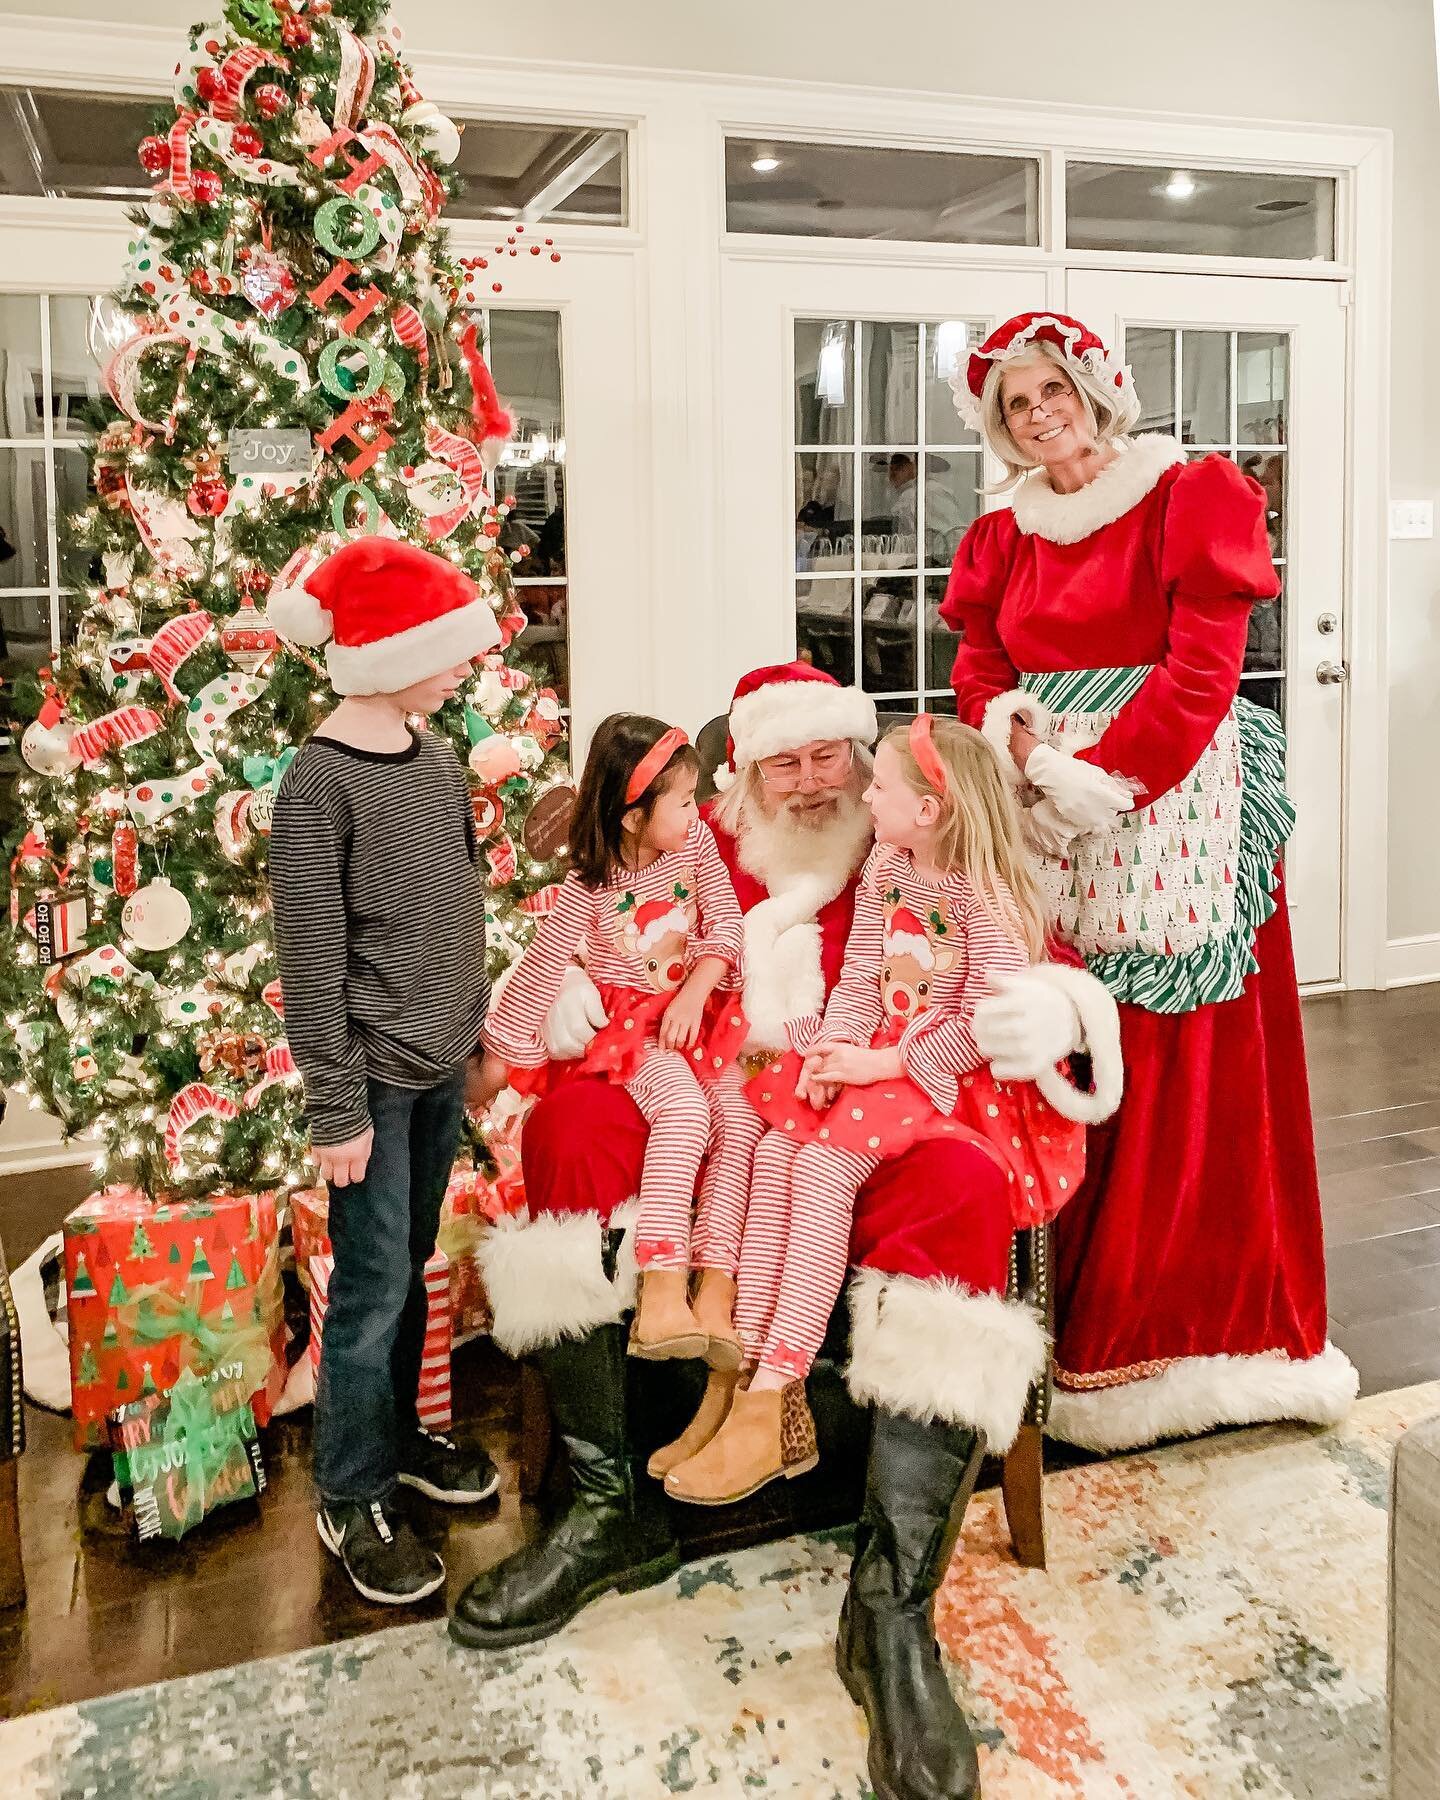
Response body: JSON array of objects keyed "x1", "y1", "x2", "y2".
[
  {"x1": 268, "y1": 728, "x2": 489, "y2": 1146},
  {"x1": 483, "y1": 818, "x2": 742, "y2": 1069}
]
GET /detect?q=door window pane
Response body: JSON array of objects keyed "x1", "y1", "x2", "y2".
[
  {"x1": 795, "y1": 320, "x2": 854, "y2": 446},
  {"x1": 1180, "y1": 330, "x2": 1230, "y2": 445},
  {"x1": 1127, "y1": 328, "x2": 1176, "y2": 436},
  {"x1": 794, "y1": 318, "x2": 987, "y2": 709},
  {"x1": 1237, "y1": 333, "x2": 1288, "y2": 444},
  {"x1": 468, "y1": 308, "x2": 572, "y2": 704},
  {"x1": 727, "y1": 139, "x2": 1040, "y2": 247},
  {"x1": 1067, "y1": 162, "x2": 1337, "y2": 261}
]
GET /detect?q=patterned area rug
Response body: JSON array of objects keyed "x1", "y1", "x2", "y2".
[{"x1": 3, "y1": 1382, "x2": 1433, "y2": 1799}]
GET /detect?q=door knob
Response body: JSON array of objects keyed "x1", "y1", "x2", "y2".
[
  {"x1": 1316, "y1": 660, "x2": 1349, "y2": 685},
  {"x1": 1316, "y1": 611, "x2": 1339, "y2": 635}
]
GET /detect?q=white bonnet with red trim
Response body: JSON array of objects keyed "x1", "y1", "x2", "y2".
[{"x1": 951, "y1": 312, "x2": 1136, "y2": 433}]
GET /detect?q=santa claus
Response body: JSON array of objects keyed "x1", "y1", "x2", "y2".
[{"x1": 451, "y1": 663, "x2": 1121, "y2": 1800}]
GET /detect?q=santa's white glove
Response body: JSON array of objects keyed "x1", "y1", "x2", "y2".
[
  {"x1": 974, "y1": 970, "x2": 1083, "y2": 1081},
  {"x1": 1024, "y1": 742, "x2": 1136, "y2": 836},
  {"x1": 543, "y1": 964, "x2": 609, "y2": 1059},
  {"x1": 1020, "y1": 796, "x2": 1080, "y2": 859}
]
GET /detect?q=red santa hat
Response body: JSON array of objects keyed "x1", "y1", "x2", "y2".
[
  {"x1": 716, "y1": 661, "x2": 877, "y2": 790},
  {"x1": 953, "y1": 312, "x2": 1135, "y2": 432},
  {"x1": 883, "y1": 906, "x2": 935, "y2": 968},
  {"x1": 268, "y1": 537, "x2": 501, "y2": 696},
  {"x1": 630, "y1": 898, "x2": 688, "y2": 952}
]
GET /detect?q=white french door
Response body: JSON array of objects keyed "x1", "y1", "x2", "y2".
[
  {"x1": 719, "y1": 260, "x2": 1046, "y2": 715},
  {"x1": 1066, "y1": 271, "x2": 1347, "y2": 985}
]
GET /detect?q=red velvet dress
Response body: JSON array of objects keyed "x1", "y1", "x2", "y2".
[{"x1": 943, "y1": 438, "x2": 1356, "y2": 1451}]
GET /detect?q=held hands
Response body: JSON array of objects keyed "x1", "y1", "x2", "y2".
[
  {"x1": 800, "y1": 1041, "x2": 903, "y2": 1105},
  {"x1": 314, "y1": 1126, "x2": 374, "y2": 1190}
]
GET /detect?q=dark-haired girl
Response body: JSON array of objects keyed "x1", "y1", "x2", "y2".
[{"x1": 479, "y1": 714, "x2": 762, "y2": 1362}]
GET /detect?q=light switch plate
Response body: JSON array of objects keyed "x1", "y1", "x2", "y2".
[{"x1": 1389, "y1": 500, "x2": 1434, "y2": 539}]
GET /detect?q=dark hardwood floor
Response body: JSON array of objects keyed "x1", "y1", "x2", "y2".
[{"x1": 3, "y1": 982, "x2": 1439, "y2": 1716}]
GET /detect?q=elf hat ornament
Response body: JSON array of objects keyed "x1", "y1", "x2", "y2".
[
  {"x1": 715, "y1": 661, "x2": 877, "y2": 791},
  {"x1": 952, "y1": 312, "x2": 1136, "y2": 432},
  {"x1": 269, "y1": 537, "x2": 501, "y2": 696}
]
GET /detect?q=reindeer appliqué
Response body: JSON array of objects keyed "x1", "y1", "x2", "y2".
[
  {"x1": 614, "y1": 879, "x2": 697, "y2": 992},
  {"x1": 880, "y1": 888, "x2": 959, "y2": 1021}
]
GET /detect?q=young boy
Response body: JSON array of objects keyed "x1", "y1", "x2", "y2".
[{"x1": 268, "y1": 536, "x2": 501, "y2": 1606}]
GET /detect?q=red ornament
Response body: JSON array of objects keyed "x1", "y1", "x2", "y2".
[
  {"x1": 253, "y1": 83, "x2": 289, "y2": 120},
  {"x1": 231, "y1": 123, "x2": 264, "y2": 158},
  {"x1": 186, "y1": 475, "x2": 229, "y2": 518},
  {"x1": 190, "y1": 169, "x2": 224, "y2": 206},
  {"x1": 281, "y1": 15, "x2": 312, "y2": 47},
  {"x1": 138, "y1": 135, "x2": 171, "y2": 175},
  {"x1": 196, "y1": 67, "x2": 224, "y2": 104},
  {"x1": 310, "y1": 0, "x2": 333, "y2": 13}
]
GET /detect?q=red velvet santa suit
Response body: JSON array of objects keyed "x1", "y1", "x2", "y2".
[
  {"x1": 488, "y1": 802, "x2": 1049, "y2": 1450},
  {"x1": 943, "y1": 434, "x2": 1357, "y2": 1450}
]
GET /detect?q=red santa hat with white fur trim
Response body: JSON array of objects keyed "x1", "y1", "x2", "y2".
[
  {"x1": 268, "y1": 537, "x2": 501, "y2": 696},
  {"x1": 715, "y1": 661, "x2": 877, "y2": 791},
  {"x1": 883, "y1": 906, "x2": 936, "y2": 968}
]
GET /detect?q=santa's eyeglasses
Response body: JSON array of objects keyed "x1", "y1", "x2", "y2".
[{"x1": 755, "y1": 741, "x2": 854, "y2": 791}]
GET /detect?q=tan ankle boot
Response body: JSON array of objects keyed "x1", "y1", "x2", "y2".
[
  {"x1": 691, "y1": 1269, "x2": 744, "y2": 1372},
  {"x1": 629, "y1": 1268, "x2": 708, "y2": 1361},
  {"x1": 663, "y1": 1380, "x2": 818, "y2": 1505},
  {"x1": 646, "y1": 1367, "x2": 742, "y2": 1478}
]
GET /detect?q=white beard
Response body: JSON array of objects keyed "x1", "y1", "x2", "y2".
[{"x1": 730, "y1": 788, "x2": 873, "y2": 1051}]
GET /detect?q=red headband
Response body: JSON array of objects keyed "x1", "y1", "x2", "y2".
[
  {"x1": 909, "y1": 713, "x2": 948, "y2": 794},
  {"x1": 625, "y1": 726, "x2": 689, "y2": 805}
]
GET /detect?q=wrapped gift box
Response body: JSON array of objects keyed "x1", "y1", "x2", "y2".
[
  {"x1": 111, "y1": 1362, "x2": 266, "y2": 1542},
  {"x1": 290, "y1": 1172, "x2": 496, "y2": 1339},
  {"x1": 64, "y1": 1186, "x2": 285, "y2": 1451},
  {"x1": 309, "y1": 1249, "x2": 452, "y2": 1431}
]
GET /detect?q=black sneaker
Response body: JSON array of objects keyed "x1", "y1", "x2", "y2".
[
  {"x1": 317, "y1": 1499, "x2": 446, "y2": 1606},
  {"x1": 397, "y1": 1428, "x2": 502, "y2": 1506}
]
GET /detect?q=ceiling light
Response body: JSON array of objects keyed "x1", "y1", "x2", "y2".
[
  {"x1": 1165, "y1": 170, "x2": 1197, "y2": 201},
  {"x1": 751, "y1": 155, "x2": 780, "y2": 173}
]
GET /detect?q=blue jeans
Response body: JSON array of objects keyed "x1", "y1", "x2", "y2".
[{"x1": 313, "y1": 1068, "x2": 466, "y2": 1506}]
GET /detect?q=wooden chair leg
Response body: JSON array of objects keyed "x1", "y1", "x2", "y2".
[
  {"x1": 1002, "y1": 1422, "x2": 1047, "y2": 1571},
  {"x1": 517, "y1": 1362, "x2": 552, "y2": 1501},
  {"x1": 0, "y1": 1459, "x2": 25, "y2": 1609}
]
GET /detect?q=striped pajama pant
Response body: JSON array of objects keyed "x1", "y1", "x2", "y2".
[
  {"x1": 735, "y1": 1128, "x2": 880, "y2": 1381},
  {"x1": 627, "y1": 1054, "x2": 766, "y2": 1273}
]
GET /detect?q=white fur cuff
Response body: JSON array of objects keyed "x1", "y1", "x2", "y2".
[
  {"x1": 478, "y1": 1206, "x2": 639, "y2": 1356},
  {"x1": 981, "y1": 689, "x2": 1052, "y2": 786},
  {"x1": 846, "y1": 1269, "x2": 1049, "y2": 1451},
  {"x1": 1027, "y1": 962, "x2": 1124, "y2": 1125},
  {"x1": 1024, "y1": 742, "x2": 1136, "y2": 833}
]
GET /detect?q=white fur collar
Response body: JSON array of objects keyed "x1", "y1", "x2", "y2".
[{"x1": 1010, "y1": 435, "x2": 1186, "y2": 545}]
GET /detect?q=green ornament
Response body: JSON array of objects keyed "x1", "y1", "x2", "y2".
[
  {"x1": 331, "y1": 481, "x2": 381, "y2": 538},
  {"x1": 91, "y1": 856, "x2": 115, "y2": 890},
  {"x1": 315, "y1": 197, "x2": 381, "y2": 259},
  {"x1": 318, "y1": 336, "x2": 385, "y2": 403}
]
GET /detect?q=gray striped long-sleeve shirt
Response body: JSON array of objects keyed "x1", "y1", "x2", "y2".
[{"x1": 267, "y1": 729, "x2": 489, "y2": 1146}]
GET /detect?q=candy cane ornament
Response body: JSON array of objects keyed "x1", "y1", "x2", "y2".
[
  {"x1": 165, "y1": 1081, "x2": 240, "y2": 1171},
  {"x1": 184, "y1": 673, "x2": 267, "y2": 759},
  {"x1": 125, "y1": 761, "x2": 220, "y2": 828},
  {"x1": 148, "y1": 611, "x2": 214, "y2": 703},
  {"x1": 70, "y1": 705, "x2": 167, "y2": 768}
]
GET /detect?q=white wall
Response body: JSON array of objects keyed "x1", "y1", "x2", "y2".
[{"x1": 3, "y1": 0, "x2": 1438, "y2": 950}]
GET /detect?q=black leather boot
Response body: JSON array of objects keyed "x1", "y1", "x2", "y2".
[
  {"x1": 836, "y1": 1407, "x2": 987, "y2": 1800},
  {"x1": 450, "y1": 1321, "x2": 679, "y2": 1649}
]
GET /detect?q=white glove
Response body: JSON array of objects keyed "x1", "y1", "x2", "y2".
[
  {"x1": 1024, "y1": 742, "x2": 1136, "y2": 836},
  {"x1": 1020, "y1": 796, "x2": 1080, "y2": 859},
  {"x1": 543, "y1": 964, "x2": 609, "y2": 1059},
  {"x1": 974, "y1": 970, "x2": 1083, "y2": 1081}
]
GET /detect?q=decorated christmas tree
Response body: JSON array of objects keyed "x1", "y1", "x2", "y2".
[{"x1": 0, "y1": 0, "x2": 570, "y2": 1200}]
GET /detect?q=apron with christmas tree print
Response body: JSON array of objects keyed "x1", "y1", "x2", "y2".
[{"x1": 1020, "y1": 664, "x2": 1295, "y2": 1015}]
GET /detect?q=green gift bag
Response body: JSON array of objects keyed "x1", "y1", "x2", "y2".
[{"x1": 111, "y1": 1363, "x2": 266, "y2": 1542}]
